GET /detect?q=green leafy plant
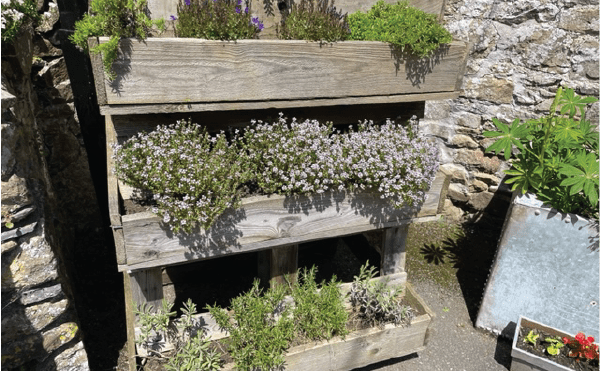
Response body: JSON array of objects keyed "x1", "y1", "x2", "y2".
[
  {"x1": 524, "y1": 329, "x2": 539, "y2": 345},
  {"x1": 484, "y1": 87, "x2": 599, "y2": 218},
  {"x1": 277, "y1": 0, "x2": 350, "y2": 42},
  {"x1": 289, "y1": 266, "x2": 348, "y2": 341},
  {"x1": 563, "y1": 332, "x2": 600, "y2": 361},
  {"x1": 1, "y1": 0, "x2": 40, "y2": 44},
  {"x1": 349, "y1": 262, "x2": 414, "y2": 327},
  {"x1": 544, "y1": 336, "x2": 564, "y2": 356},
  {"x1": 134, "y1": 299, "x2": 177, "y2": 352},
  {"x1": 347, "y1": 0, "x2": 452, "y2": 57},
  {"x1": 69, "y1": 0, "x2": 159, "y2": 80},
  {"x1": 207, "y1": 280, "x2": 295, "y2": 371},
  {"x1": 175, "y1": 0, "x2": 263, "y2": 39},
  {"x1": 165, "y1": 331, "x2": 222, "y2": 371}
]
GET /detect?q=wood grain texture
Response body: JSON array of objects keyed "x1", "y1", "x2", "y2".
[
  {"x1": 123, "y1": 272, "x2": 138, "y2": 371},
  {"x1": 270, "y1": 245, "x2": 298, "y2": 287},
  {"x1": 130, "y1": 268, "x2": 164, "y2": 312},
  {"x1": 105, "y1": 115, "x2": 127, "y2": 264},
  {"x1": 382, "y1": 225, "x2": 409, "y2": 275},
  {"x1": 119, "y1": 172, "x2": 447, "y2": 271},
  {"x1": 93, "y1": 38, "x2": 467, "y2": 107},
  {"x1": 87, "y1": 37, "x2": 107, "y2": 106},
  {"x1": 100, "y1": 91, "x2": 457, "y2": 115}
]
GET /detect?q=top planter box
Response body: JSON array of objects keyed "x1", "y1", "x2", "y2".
[{"x1": 88, "y1": 37, "x2": 469, "y2": 115}]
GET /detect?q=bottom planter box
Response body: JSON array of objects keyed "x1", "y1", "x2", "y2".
[{"x1": 511, "y1": 316, "x2": 598, "y2": 371}]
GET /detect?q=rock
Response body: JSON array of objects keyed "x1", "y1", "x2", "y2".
[
  {"x1": 454, "y1": 112, "x2": 482, "y2": 129},
  {"x1": 52, "y1": 80, "x2": 74, "y2": 102},
  {"x1": 442, "y1": 199, "x2": 465, "y2": 222},
  {"x1": 1, "y1": 240, "x2": 18, "y2": 254},
  {"x1": 33, "y1": 34, "x2": 62, "y2": 57},
  {"x1": 583, "y1": 61, "x2": 599, "y2": 79},
  {"x1": 450, "y1": 134, "x2": 479, "y2": 149},
  {"x1": 455, "y1": 149, "x2": 503, "y2": 173},
  {"x1": 558, "y1": 5, "x2": 599, "y2": 33},
  {"x1": 448, "y1": 183, "x2": 470, "y2": 203},
  {"x1": 1, "y1": 222, "x2": 37, "y2": 242},
  {"x1": 1, "y1": 87, "x2": 17, "y2": 107},
  {"x1": 469, "y1": 179, "x2": 489, "y2": 192},
  {"x1": 463, "y1": 76, "x2": 514, "y2": 104},
  {"x1": 1, "y1": 175, "x2": 33, "y2": 216},
  {"x1": 1, "y1": 235, "x2": 58, "y2": 292},
  {"x1": 1, "y1": 123, "x2": 17, "y2": 179},
  {"x1": 38, "y1": 57, "x2": 69, "y2": 88},
  {"x1": 419, "y1": 120, "x2": 454, "y2": 141},
  {"x1": 474, "y1": 172, "x2": 501, "y2": 185},
  {"x1": 21, "y1": 283, "x2": 64, "y2": 305},
  {"x1": 42, "y1": 322, "x2": 79, "y2": 353},
  {"x1": 1, "y1": 333, "x2": 43, "y2": 369},
  {"x1": 467, "y1": 191, "x2": 495, "y2": 210},
  {"x1": 1, "y1": 299, "x2": 68, "y2": 343},
  {"x1": 51, "y1": 341, "x2": 90, "y2": 371},
  {"x1": 2, "y1": 206, "x2": 35, "y2": 224},
  {"x1": 440, "y1": 163, "x2": 470, "y2": 184}
]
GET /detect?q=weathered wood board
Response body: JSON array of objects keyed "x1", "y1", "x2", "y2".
[
  {"x1": 90, "y1": 37, "x2": 468, "y2": 109},
  {"x1": 118, "y1": 171, "x2": 448, "y2": 271}
]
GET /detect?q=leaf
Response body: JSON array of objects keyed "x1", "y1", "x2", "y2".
[
  {"x1": 4, "y1": 221, "x2": 14, "y2": 229},
  {"x1": 483, "y1": 118, "x2": 529, "y2": 160},
  {"x1": 558, "y1": 87, "x2": 599, "y2": 118}
]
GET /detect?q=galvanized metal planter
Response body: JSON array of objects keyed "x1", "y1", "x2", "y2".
[{"x1": 476, "y1": 193, "x2": 599, "y2": 339}]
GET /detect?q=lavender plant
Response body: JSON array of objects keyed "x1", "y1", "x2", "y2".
[
  {"x1": 277, "y1": 0, "x2": 350, "y2": 42},
  {"x1": 175, "y1": 0, "x2": 263, "y2": 39},
  {"x1": 113, "y1": 119, "x2": 251, "y2": 233}
]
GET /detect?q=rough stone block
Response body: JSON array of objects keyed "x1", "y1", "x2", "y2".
[
  {"x1": 469, "y1": 179, "x2": 489, "y2": 192},
  {"x1": 440, "y1": 163, "x2": 469, "y2": 184},
  {"x1": 1, "y1": 123, "x2": 17, "y2": 179},
  {"x1": 450, "y1": 134, "x2": 479, "y2": 149},
  {"x1": 1, "y1": 175, "x2": 33, "y2": 215},
  {"x1": 448, "y1": 183, "x2": 470, "y2": 203},
  {"x1": 2, "y1": 235, "x2": 58, "y2": 292},
  {"x1": 21, "y1": 283, "x2": 64, "y2": 305},
  {"x1": 463, "y1": 76, "x2": 514, "y2": 104},
  {"x1": 52, "y1": 340, "x2": 90, "y2": 371},
  {"x1": 42, "y1": 322, "x2": 79, "y2": 353},
  {"x1": 38, "y1": 57, "x2": 69, "y2": 89},
  {"x1": 558, "y1": 5, "x2": 599, "y2": 33},
  {"x1": 419, "y1": 120, "x2": 454, "y2": 141},
  {"x1": 455, "y1": 149, "x2": 502, "y2": 173},
  {"x1": 467, "y1": 191, "x2": 495, "y2": 210},
  {"x1": 473, "y1": 172, "x2": 501, "y2": 185}
]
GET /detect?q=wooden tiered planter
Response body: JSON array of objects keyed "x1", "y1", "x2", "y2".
[{"x1": 90, "y1": 0, "x2": 467, "y2": 368}]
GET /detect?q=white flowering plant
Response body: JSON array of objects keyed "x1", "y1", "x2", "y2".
[
  {"x1": 1, "y1": 0, "x2": 39, "y2": 43},
  {"x1": 114, "y1": 114, "x2": 439, "y2": 233}
]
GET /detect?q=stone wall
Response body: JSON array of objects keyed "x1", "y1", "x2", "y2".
[
  {"x1": 1, "y1": 22, "x2": 89, "y2": 371},
  {"x1": 422, "y1": 0, "x2": 599, "y2": 220}
]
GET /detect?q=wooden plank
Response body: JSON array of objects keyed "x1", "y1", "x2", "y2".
[
  {"x1": 122, "y1": 271, "x2": 137, "y2": 371},
  {"x1": 94, "y1": 38, "x2": 467, "y2": 106},
  {"x1": 105, "y1": 115, "x2": 127, "y2": 264},
  {"x1": 101, "y1": 91, "x2": 456, "y2": 116},
  {"x1": 417, "y1": 167, "x2": 450, "y2": 217},
  {"x1": 257, "y1": 250, "x2": 271, "y2": 287},
  {"x1": 270, "y1": 245, "x2": 299, "y2": 287},
  {"x1": 118, "y1": 171, "x2": 448, "y2": 271},
  {"x1": 87, "y1": 37, "x2": 107, "y2": 106},
  {"x1": 130, "y1": 268, "x2": 164, "y2": 310},
  {"x1": 381, "y1": 225, "x2": 409, "y2": 275}
]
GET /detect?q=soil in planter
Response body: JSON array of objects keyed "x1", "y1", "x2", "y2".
[{"x1": 516, "y1": 325, "x2": 599, "y2": 371}]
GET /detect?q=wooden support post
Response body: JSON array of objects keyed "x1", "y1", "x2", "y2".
[
  {"x1": 130, "y1": 268, "x2": 164, "y2": 312},
  {"x1": 270, "y1": 245, "x2": 299, "y2": 288},
  {"x1": 257, "y1": 250, "x2": 271, "y2": 288},
  {"x1": 381, "y1": 225, "x2": 409, "y2": 276},
  {"x1": 122, "y1": 271, "x2": 137, "y2": 371}
]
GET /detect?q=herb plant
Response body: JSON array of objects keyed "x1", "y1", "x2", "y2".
[
  {"x1": 114, "y1": 120, "x2": 252, "y2": 233},
  {"x1": 347, "y1": 0, "x2": 452, "y2": 57},
  {"x1": 1, "y1": 0, "x2": 40, "y2": 43},
  {"x1": 484, "y1": 87, "x2": 599, "y2": 219},
  {"x1": 289, "y1": 266, "x2": 348, "y2": 341},
  {"x1": 69, "y1": 0, "x2": 161, "y2": 80},
  {"x1": 176, "y1": 0, "x2": 263, "y2": 39},
  {"x1": 207, "y1": 280, "x2": 295, "y2": 371},
  {"x1": 349, "y1": 262, "x2": 414, "y2": 327},
  {"x1": 134, "y1": 299, "x2": 177, "y2": 352},
  {"x1": 277, "y1": 0, "x2": 349, "y2": 42}
]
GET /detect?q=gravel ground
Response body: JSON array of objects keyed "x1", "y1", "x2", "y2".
[{"x1": 354, "y1": 278, "x2": 513, "y2": 371}]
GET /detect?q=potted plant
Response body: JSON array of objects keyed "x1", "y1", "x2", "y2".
[
  {"x1": 69, "y1": 0, "x2": 469, "y2": 114},
  {"x1": 511, "y1": 316, "x2": 599, "y2": 371},
  {"x1": 134, "y1": 263, "x2": 435, "y2": 371},
  {"x1": 475, "y1": 87, "x2": 599, "y2": 339}
]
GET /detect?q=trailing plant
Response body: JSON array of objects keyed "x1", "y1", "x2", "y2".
[
  {"x1": 563, "y1": 332, "x2": 600, "y2": 361},
  {"x1": 115, "y1": 114, "x2": 439, "y2": 233},
  {"x1": 347, "y1": 0, "x2": 452, "y2": 58},
  {"x1": 289, "y1": 266, "x2": 348, "y2": 341},
  {"x1": 69, "y1": 0, "x2": 164, "y2": 80},
  {"x1": 484, "y1": 87, "x2": 599, "y2": 219},
  {"x1": 1, "y1": 0, "x2": 40, "y2": 44},
  {"x1": 134, "y1": 299, "x2": 177, "y2": 352},
  {"x1": 349, "y1": 262, "x2": 414, "y2": 327},
  {"x1": 114, "y1": 119, "x2": 252, "y2": 233},
  {"x1": 277, "y1": 0, "x2": 349, "y2": 42},
  {"x1": 207, "y1": 280, "x2": 295, "y2": 371},
  {"x1": 175, "y1": 0, "x2": 263, "y2": 39}
]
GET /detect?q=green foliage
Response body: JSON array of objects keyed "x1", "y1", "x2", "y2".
[
  {"x1": 1, "y1": 0, "x2": 40, "y2": 44},
  {"x1": 207, "y1": 280, "x2": 295, "y2": 371},
  {"x1": 544, "y1": 337, "x2": 564, "y2": 356},
  {"x1": 134, "y1": 299, "x2": 177, "y2": 350},
  {"x1": 484, "y1": 87, "x2": 599, "y2": 218},
  {"x1": 69, "y1": 0, "x2": 155, "y2": 80},
  {"x1": 277, "y1": 0, "x2": 350, "y2": 42},
  {"x1": 524, "y1": 330, "x2": 539, "y2": 345},
  {"x1": 175, "y1": 0, "x2": 262, "y2": 40},
  {"x1": 347, "y1": 0, "x2": 452, "y2": 57},
  {"x1": 289, "y1": 266, "x2": 348, "y2": 341},
  {"x1": 165, "y1": 331, "x2": 222, "y2": 371},
  {"x1": 349, "y1": 262, "x2": 414, "y2": 327}
]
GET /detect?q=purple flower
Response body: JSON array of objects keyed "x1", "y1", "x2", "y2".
[
  {"x1": 235, "y1": 6, "x2": 241, "y2": 13},
  {"x1": 237, "y1": 0, "x2": 242, "y2": 4},
  {"x1": 244, "y1": 7, "x2": 248, "y2": 13},
  {"x1": 184, "y1": 0, "x2": 191, "y2": 5},
  {"x1": 170, "y1": 15, "x2": 177, "y2": 20},
  {"x1": 258, "y1": 22, "x2": 264, "y2": 30}
]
